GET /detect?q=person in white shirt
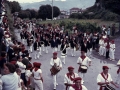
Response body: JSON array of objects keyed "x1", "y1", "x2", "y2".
[
  {"x1": 32, "y1": 62, "x2": 43, "y2": 90},
  {"x1": 77, "y1": 51, "x2": 91, "y2": 81},
  {"x1": 109, "y1": 40, "x2": 115, "y2": 61},
  {"x1": 16, "y1": 56, "x2": 27, "y2": 86},
  {"x1": 50, "y1": 52, "x2": 62, "y2": 90},
  {"x1": 97, "y1": 66, "x2": 118, "y2": 90},
  {"x1": 99, "y1": 38, "x2": 104, "y2": 56},
  {"x1": 25, "y1": 64, "x2": 32, "y2": 88},
  {"x1": 1, "y1": 63, "x2": 18, "y2": 90},
  {"x1": 64, "y1": 66, "x2": 79, "y2": 90},
  {"x1": 69, "y1": 77, "x2": 87, "y2": 90}
]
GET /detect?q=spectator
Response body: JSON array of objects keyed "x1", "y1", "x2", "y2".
[
  {"x1": 0, "y1": 51, "x2": 7, "y2": 75},
  {"x1": 1, "y1": 63, "x2": 18, "y2": 90}
]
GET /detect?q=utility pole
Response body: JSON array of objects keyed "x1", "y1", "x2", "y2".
[{"x1": 52, "y1": 0, "x2": 53, "y2": 21}]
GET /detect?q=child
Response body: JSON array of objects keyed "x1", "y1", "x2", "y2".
[{"x1": 16, "y1": 68, "x2": 27, "y2": 90}]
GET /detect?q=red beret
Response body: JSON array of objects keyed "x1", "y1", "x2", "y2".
[
  {"x1": 10, "y1": 61, "x2": 17, "y2": 65},
  {"x1": 74, "y1": 77, "x2": 82, "y2": 82},
  {"x1": 111, "y1": 40, "x2": 114, "y2": 44},
  {"x1": 33, "y1": 62, "x2": 37, "y2": 67},
  {"x1": 103, "y1": 66, "x2": 109, "y2": 69},
  {"x1": 53, "y1": 52, "x2": 57, "y2": 55},
  {"x1": 34, "y1": 62, "x2": 41, "y2": 67},
  {"x1": 27, "y1": 64, "x2": 32, "y2": 70},
  {"x1": 68, "y1": 66, "x2": 74, "y2": 70}
]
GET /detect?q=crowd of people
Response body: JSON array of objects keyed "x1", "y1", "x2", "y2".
[{"x1": 0, "y1": 1, "x2": 120, "y2": 90}]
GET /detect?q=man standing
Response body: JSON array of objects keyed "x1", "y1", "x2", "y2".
[
  {"x1": 97, "y1": 66, "x2": 118, "y2": 90},
  {"x1": 69, "y1": 77, "x2": 88, "y2": 90},
  {"x1": 50, "y1": 52, "x2": 62, "y2": 90},
  {"x1": 64, "y1": 66, "x2": 79, "y2": 90},
  {"x1": 77, "y1": 51, "x2": 91, "y2": 81},
  {"x1": 109, "y1": 40, "x2": 115, "y2": 61}
]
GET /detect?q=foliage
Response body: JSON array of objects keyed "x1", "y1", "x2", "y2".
[
  {"x1": 38, "y1": 4, "x2": 60, "y2": 20},
  {"x1": 18, "y1": 10, "x2": 31, "y2": 19},
  {"x1": 6, "y1": 1, "x2": 21, "y2": 13}
]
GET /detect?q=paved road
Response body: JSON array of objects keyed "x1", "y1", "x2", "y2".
[{"x1": 14, "y1": 29, "x2": 120, "y2": 90}]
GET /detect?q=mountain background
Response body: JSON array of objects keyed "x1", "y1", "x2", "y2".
[{"x1": 20, "y1": 0, "x2": 96, "y2": 10}]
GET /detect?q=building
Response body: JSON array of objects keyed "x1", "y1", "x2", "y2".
[{"x1": 70, "y1": 7, "x2": 82, "y2": 14}]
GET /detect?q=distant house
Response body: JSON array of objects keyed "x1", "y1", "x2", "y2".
[
  {"x1": 70, "y1": 7, "x2": 82, "y2": 14},
  {"x1": 57, "y1": 10, "x2": 70, "y2": 19}
]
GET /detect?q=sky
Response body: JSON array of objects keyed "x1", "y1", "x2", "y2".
[{"x1": 8, "y1": 0, "x2": 66, "y2": 3}]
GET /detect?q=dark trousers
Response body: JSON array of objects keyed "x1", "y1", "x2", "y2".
[
  {"x1": 21, "y1": 73, "x2": 27, "y2": 86},
  {"x1": 106, "y1": 50, "x2": 109, "y2": 59}
]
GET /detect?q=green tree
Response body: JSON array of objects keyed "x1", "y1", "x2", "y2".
[
  {"x1": 53, "y1": 6, "x2": 60, "y2": 17},
  {"x1": 6, "y1": 1, "x2": 21, "y2": 13}
]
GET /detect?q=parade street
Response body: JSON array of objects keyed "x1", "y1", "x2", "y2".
[{"x1": 15, "y1": 29, "x2": 120, "y2": 90}]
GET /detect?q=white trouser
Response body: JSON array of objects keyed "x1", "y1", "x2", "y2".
[
  {"x1": 30, "y1": 45, "x2": 33, "y2": 52},
  {"x1": 58, "y1": 45, "x2": 61, "y2": 51},
  {"x1": 42, "y1": 45, "x2": 45, "y2": 51},
  {"x1": 71, "y1": 48, "x2": 76, "y2": 56},
  {"x1": 53, "y1": 75, "x2": 58, "y2": 89},
  {"x1": 22, "y1": 39, "x2": 25, "y2": 44},
  {"x1": 87, "y1": 48, "x2": 92, "y2": 57},
  {"x1": 103, "y1": 47, "x2": 106, "y2": 56},
  {"x1": 39, "y1": 47, "x2": 42, "y2": 56},
  {"x1": 34, "y1": 79, "x2": 43, "y2": 90},
  {"x1": 109, "y1": 49, "x2": 115, "y2": 59},
  {"x1": 61, "y1": 53, "x2": 66, "y2": 64},
  {"x1": 52, "y1": 47, "x2": 58, "y2": 53},
  {"x1": 34, "y1": 50, "x2": 39, "y2": 59},
  {"x1": 45, "y1": 47, "x2": 48, "y2": 53},
  {"x1": 99, "y1": 46, "x2": 104, "y2": 56}
]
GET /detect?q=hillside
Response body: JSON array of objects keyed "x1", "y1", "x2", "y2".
[{"x1": 20, "y1": 0, "x2": 95, "y2": 10}]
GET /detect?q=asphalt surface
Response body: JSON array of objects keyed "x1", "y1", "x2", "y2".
[{"x1": 14, "y1": 29, "x2": 120, "y2": 90}]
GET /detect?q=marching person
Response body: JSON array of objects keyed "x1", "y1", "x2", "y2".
[
  {"x1": 99, "y1": 38, "x2": 104, "y2": 56},
  {"x1": 50, "y1": 52, "x2": 62, "y2": 90},
  {"x1": 69, "y1": 77, "x2": 88, "y2": 90},
  {"x1": 44, "y1": 36, "x2": 49, "y2": 53},
  {"x1": 60, "y1": 41, "x2": 67, "y2": 64},
  {"x1": 77, "y1": 51, "x2": 91, "y2": 81},
  {"x1": 97, "y1": 66, "x2": 119, "y2": 90},
  {"x1": 109, "y1": 40, "x2": 115, "y2": 61},
  {"x1": 70, "y1": 38, "x2": 76, "y2": 57},
  {"x1": 64, "y1": 66, "x2": 79, "y2": 90},
  {"x1": 51, "y1": 37, "x2": 58, "y2": 52},
  {"x1": 32, "y1": 62, "x2": 43, "y2": 90},
  {"x1": 33, "y1": 39, "x2": 41, "y2": 59}
]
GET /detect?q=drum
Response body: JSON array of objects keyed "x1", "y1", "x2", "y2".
[
  {"x1": 104, "y1": 85, "x2": 115, "y2": 90},
  {"x1": 78, "y1": 65, "x2": 88, "y2": 73},
  {"x1": 50, "y1": 65, "x2": 60, "y2": 75}
]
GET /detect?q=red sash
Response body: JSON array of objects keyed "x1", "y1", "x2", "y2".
[
  {"x1": 72, "y1": 84, "x2": 82, "y2": 90},
  {"x1": 67, "y1": 73, "x2": 75, "y2": 81},
  {"x1": 99, "y1": 72, "x2": 108, "y2": 90},
  {"x1": 80, "y1": 56, "x2": 86, "y2": 61}
]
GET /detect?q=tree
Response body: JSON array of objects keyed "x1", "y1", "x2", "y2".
[
  {"x1": 53, "y1": 6, "x2": 60, "y2": 17},
  {"x1": 25, "y1": 9, "x2": 37, "y2": 19},
  {"x1": 38, "y1": 5, "x2": 60, "y2": 20},
  {"x1": 18, "y1": 10, "x2": 31, "y2": 19},
  {"x1": 6, "y1": 1, "x2": 21, "y2": 13}
]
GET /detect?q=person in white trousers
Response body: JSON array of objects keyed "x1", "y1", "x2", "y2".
[
  {"x1": 50, "y1": 52, "x2": 62, "y2": 90},
  {"x1": 109, "y1": 40, "x2": 115, "y2": 61},
  {"x1": 32, "y1": 62, "x2": 43, "y2": 90}
]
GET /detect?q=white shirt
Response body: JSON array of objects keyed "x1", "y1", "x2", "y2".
[
  {"x1": 110, "y1": 43, "x2": 115, "y2": 51},
  {"x1": 17, "y1": 61, "x2": 26, "y2": 73},
  {"x1": 25, "y1": 70, "x2": 32, "y2": 81},
  {"x1": 99, "y1": 39, "x2": 104, "y2": 47},
  {"x1": 50, "y1": 57, "x2": 62, "y2": 68},
  {"x1": 64, "y1": 73, "x2": 79, "y2": 84},
  {"x1": 97, "y1": 73, "x2": 112, "y2": 90},
  {"x1": 1, "y1": 73, "x2": 18, "y2": 90},
  {"x1": 32, "y1": 68, "x2": 42, "y2": 79},
  {"x1": 69, "y1": 85, "x2": 88, "y2": 90},
  {"x1": 77, "y1": 56, "x2": 91, "y2": 66}
]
